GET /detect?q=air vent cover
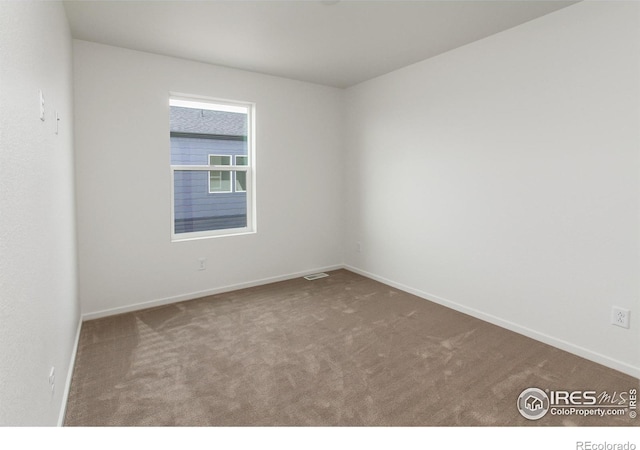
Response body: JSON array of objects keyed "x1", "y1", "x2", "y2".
[{"x1": 303, "y1": 273, "x2": 329, "y2": 281}]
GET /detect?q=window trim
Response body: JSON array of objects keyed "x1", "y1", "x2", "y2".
[{"x1": 169, "y1": 94, "x2": 256, "y2": 241}]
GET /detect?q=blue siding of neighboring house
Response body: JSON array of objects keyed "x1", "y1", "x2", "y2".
[{"x1": 171, "y1": 136, "x2": 247, "y2": 233}]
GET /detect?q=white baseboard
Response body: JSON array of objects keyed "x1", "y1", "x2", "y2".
[
  {"x1": 57, "y1": 315, "x2": 83, "y2": 427},
  {"x1": 81, "y1": 264, "x2": 344, "y2": 321},
  {"x1": 344, "y1": 264, "x2": 640, "y2": 379}
]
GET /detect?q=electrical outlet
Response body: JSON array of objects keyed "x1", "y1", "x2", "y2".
[
  {"x1": 611, "y1": 306, "x2": 630, "y2": 329},
  {"x1": 198, "y1": 257, "x2": 207, "y2": 271},
  {"x1": 356, "y1": 241, "x2": 362, "y2": 253}
]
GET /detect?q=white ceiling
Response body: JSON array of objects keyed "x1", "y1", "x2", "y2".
[{"x1": 63, "y1": 0, "x2": 579, "y2": 88}]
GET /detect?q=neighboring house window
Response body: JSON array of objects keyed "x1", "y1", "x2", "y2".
[
  {"x1": 235, "y1": 156, "x2": 248, "y2": 192},
  {"x1": 170, "y1": 95, "x2": 255, "y2": 240},
  {"x1": 207, "y1": 154, "x2": 247, "y2": 194},
  {"x1": 208, "y1": 155, "x2": 232, "y2": 193}
]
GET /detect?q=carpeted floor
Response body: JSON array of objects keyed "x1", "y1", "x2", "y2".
[{"x1": 64, "y1": 269, "x2": 638, "y2": 426}]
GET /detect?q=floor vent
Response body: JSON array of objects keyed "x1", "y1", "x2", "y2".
[{"x1": 303, "y1": 273, "x2": 329, "y2": 281}]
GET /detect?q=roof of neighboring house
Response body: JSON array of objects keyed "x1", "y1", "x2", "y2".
[{"x1": 170, "y1": 106, "x2": 247, "y2": 136}]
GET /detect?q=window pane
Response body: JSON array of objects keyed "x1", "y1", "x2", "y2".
[
  {"x1": 209, "y1": 155, "x2": 231, "y2": 166},
  {"x1": 235, "y1": 171, "x2": 247, "y2": 192},
  {"x1": 209, "y1": 170, "x2": 231, "y2": 193},
  {"x1": 174, "y1": 170, "x2": 247, "y2": 234},
  {"x1": 236, "y1": 156, "x2": 248, "y2": 166}
]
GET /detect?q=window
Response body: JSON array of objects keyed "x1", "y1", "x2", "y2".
[
  {"x1": 235, "y1": 156, "x2": 248, "y2": 192},
  {"x1": 170, "y1": 95, "x2": 255, "y2": 240},
  {"x1": 206, "y1": 155, "x2": 248, "y2": 194},
  {"x1": 208, "y1": 155, "x2": 232, "y2": 193}
]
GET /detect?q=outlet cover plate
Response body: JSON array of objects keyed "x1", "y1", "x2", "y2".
[{"x1": 611, "y1": 306, "x2": 630, "y2": 329}]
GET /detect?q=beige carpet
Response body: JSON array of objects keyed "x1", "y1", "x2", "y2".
[{"x1": 64, "y1": 269, "x2": 638, "y2": 426}]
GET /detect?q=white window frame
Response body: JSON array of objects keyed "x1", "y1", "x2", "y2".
[
  {"x1": 208, "y1": 154, "x2": 233, "y2": 194},
  {"x1": 170, "y1": 94, "x2": 256, "y2": 241}
]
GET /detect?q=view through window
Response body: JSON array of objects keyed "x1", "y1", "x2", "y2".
[{"x1": 170, "y1": 96, "x2": 254, "y2": 240}]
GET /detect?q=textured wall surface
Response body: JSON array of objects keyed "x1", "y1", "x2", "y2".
[
  {"x1": 73, "y1": 40, "x2": 345, "y2": 318},
  {"x1": 345, "y1": 1, "x2": 640, "y2": 376},
  {"x1": 0, "y1": 2, "x2": 79, "y2": 425}
]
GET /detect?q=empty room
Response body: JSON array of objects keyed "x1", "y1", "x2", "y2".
[{"x1": 1, "y1": 0, "x2": 638, "y2": 443}]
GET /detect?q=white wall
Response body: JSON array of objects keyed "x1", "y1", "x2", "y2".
[
  {"x1": 0, "y1": 2, "x2": 79, "y2": 425},
  {"x1": 73, "y1": 41, "x2": 345, "y2": 317},
  {"x1": 345, "y1": 1, "x2": 640, "y2": 376}
]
